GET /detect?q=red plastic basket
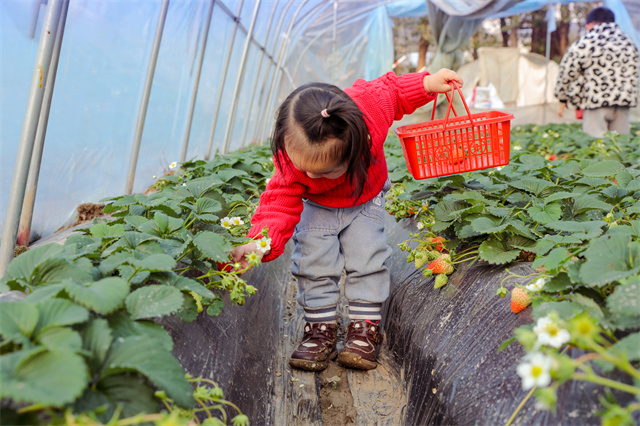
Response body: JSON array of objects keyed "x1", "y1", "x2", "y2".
[{"x1": 394, "y1": 82, "x2": 514, "y2": 180}]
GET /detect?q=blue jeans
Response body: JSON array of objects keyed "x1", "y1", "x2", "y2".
[{"x1": 291, "y1": 181, "x2": 392, "y2": 312}]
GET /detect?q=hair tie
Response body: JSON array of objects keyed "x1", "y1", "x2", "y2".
[{"x1": 321, "y1": 109, "x2": 330, "y2": 118}]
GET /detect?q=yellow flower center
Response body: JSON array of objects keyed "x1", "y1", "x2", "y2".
[
  {"x1": 531, "y1": 365, "x2": 542, "y2": 378},
  {"x1": 546, "y1": 324, "x2": 559, "y2": 337}
]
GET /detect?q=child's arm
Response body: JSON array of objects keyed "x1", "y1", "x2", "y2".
[{"x1": 230, "y1": 164, "x2": 305, "y2": 273}]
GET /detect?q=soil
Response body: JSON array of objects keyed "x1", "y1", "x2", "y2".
[
  {"x1": 55, "y1": 202, "x2": 106, "y2": 232},
  {"x1": 318, "y1": 363, "x2": 356, "y2": 425}
]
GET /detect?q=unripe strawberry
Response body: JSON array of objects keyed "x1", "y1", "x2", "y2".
[
  {"x1": 414, "y1": 252, "x2": 429, "y2": 269},
  {"x1": 511, "y1": 287, "x2": 531, "y2": 313},
  {"x1": 423, "y1": 268, "x2": 433, "y2": 278},
  {"x1": 426, "y1": 250, "x2": 440, "y2": 261},
  {"x1": 434, "y1": 274, "x2": 448, "y2": 289}
]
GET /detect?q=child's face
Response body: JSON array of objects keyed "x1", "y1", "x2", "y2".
[{"x1": 287, "y1": 144, "x2": 348, "y2": 180}]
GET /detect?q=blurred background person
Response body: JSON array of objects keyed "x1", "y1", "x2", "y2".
[{"x1": 555, "y1": 7, "x2": 639, "y2": 138}]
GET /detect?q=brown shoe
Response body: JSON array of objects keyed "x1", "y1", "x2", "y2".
[
  {"x1": 337, "y1": 320, "x2": 383, "y2": 370},
  {"x1": 289, "y1": 322, "x2": 338, "y2": 371}
]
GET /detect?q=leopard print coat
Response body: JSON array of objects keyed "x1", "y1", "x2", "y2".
[{"x1": 554, "y1": 22, "x2": 639, "y2": 110}]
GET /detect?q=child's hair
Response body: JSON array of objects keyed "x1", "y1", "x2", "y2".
[
  {"x1": 586, "y1": 7, "x2": 615, "y2": 24},
  {"x1": 270, "y1": 82, "x2": 372, "y2": 201}
]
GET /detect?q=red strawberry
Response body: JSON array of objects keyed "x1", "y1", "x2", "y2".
[
  {"x1": 427, "y1": 255, "x2": 454, "y2": 275},
  {"x1": 432, "y1": 236, "x2": 446, "y2": 251},
  {"x1": 511, "y1": 288, "x2": 531, "y2": 313},
  {"x1": 549, "y1": 154, "x2": 556, "y2": 161}
]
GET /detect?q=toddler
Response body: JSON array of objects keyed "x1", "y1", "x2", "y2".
[{"x1": 231, "y1": 69, "x2": 463, "y2": 371}]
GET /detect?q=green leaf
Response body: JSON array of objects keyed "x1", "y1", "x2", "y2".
[
  {"x1": 0, "y1": 348, "x2": 88, "y2": 406},
  {"x1": 0, "y1": 301, "x2": 39, "y2": 343},
  {"x1": 193, "y1": 231, "x2": 233, "y2": 262},
  {"x1": 509, "y1": 178, "x2": 555, "y2": 196},
  {"x1": 23, "y1": 284, "x2": 65, "y2": 303},
  {"x1": 124, "y1": 216, "x2": 150, "y2": 229},
  {"x1": 470, "y1": 217, "x2": 509, "y2": 234},
  {"x1": 90, "y1": 223, "x2": 125, "y2": 238},
  {"x1": 217, "y1": 168, "x2": 248, "y2": 183},
  {"x1": 572, "y1": 195, "x2": 612, "y2": 215},
  {"x1": 544, "y1": 273, "x2": 573, "y2": 292},
  {"x1": 532, "y1": 301, "x2": 583, "y2": 320},
  {"x1": 64, "y1": 277, "x2": 129, "y2": 315},
  {"x1": 3, "y1": 244, "x2": 91, "y2": 289},
  {"x1": 206, "y1": 299, "x2": 225, "y2": 317},
  {"x1": 545, "y1": 220, "x2": 606, "y2": 240},
  {"x1": 176, "y1": 293, "x2": 199, "y2": 322},
  {"x1": 580, "y1": 160, "x2": 625, "y2": 177},
  {"x1": 478, "y1": 238, "x2": 520, "y2": 265},
  {"x1": 567, "y1": 293, "x2": 604, "y2": 319},
  {"x1": 34, "y1": 299, "x2": 89, "y2": 336},
  {"x1": 612, "y1": 332, "x2": 640, "y2": 362},
  {"x1": 543, "y1": 191, "x2": 575, "y2": 204},
  {"x1": 108, "y1": 311, "x2": 173, "y2": 351},
  {"x1": 95, "y1": 374, "x2": 159, "y2": 420},
  {"x1": 81, "y1": 318, "x2": 113, "y2": 373},
  {"x1": 36, "y1": 327, "x2": 83, "y2": 352},
  {"x1": 580, "y1": 235, "x2": 640, "y2": 286},
  {"x1": 195, "y1": 197, "x2": 223, "y2": 215},
  {"x1": 532, "y1": 247, "x2": 570, "y2": 272},
  {"x1": 507, "y1": 235, "x2": 537, "y2": 251},
  {"x1": 528, "y1": 202, "x2": 562, "y2": 224},
  {"x1": 128, "y1": 253, "x2": 177, "y2": 272},
  {"x1": 100, "y1": 336, "x2": 194, "y2": 408},
  {"x1": 158, "y1": 273, "x2": 216, "y2": 299},
  {"x1": 125, "y1": 285, "x2": 183, "y2": 320},
  {"x1": 606, "y1": 278, "x2": 640, "y2": 317}
]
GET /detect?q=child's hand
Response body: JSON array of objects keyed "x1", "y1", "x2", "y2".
[
  {"x1": 230, "y1": 242, "x2": 264, "y2": 273},
  {"x1": 423, "y1": 68, "x2": 464, "y2": 94}
]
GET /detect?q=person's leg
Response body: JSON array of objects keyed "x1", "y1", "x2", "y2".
[
  {"x1": 608, "y1": 106, "x2": 630, "y2": 135},
  {"x1": 582, "y1": 108, "x2": 609, "y2": 138},
  {"x1": 289, "y1": 200, "x2": 344, "y2": 371},
  {"x1": 336, "y1": 189, "x2": 391, "y2": 370}
]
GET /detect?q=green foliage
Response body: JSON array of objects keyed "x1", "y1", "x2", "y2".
[
  {"x1": 385, "y1": 123, "x2": 640, "y2": 422},
  {"x1": 0, "y1": 145, "x2": 274, "y2": 424}
]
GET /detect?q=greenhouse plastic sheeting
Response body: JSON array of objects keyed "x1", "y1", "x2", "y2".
[{"x1": 2, "y1": 0, "x2": 639, "y2": 243}]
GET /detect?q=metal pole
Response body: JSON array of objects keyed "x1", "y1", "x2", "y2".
[
  {"x1": 249, "y1": 0, "x2": 296, "y2": 146},
  {"x1": 17, "y1": 0, "x2": 71, "y2": 247},
  {"x1": 221, "y1": 0, "x2": 262, "y2": 154},
  {"x1": 205, "y1": 0, "x2": 245, "y2": 160},
  {"x1": 255, "y1": 0, "x2": 311, "y2": 145},
  {"x1": 331, "y1": 1, "x2": 337, "y2": 82},
  {"x1": 125, "y1": 0, "x2": 170, "y2": 195},
  {"x1": 180, "y1": 0, "x2": 215, "y2": 162},
  {"x1": 0, "y1": 0, "x2": 64, "y2": 277},
  {"x1": 239, "y1": 0, "x2": 279, "y2": 149},
  {"x1": 543, "y1": 0, "x2": 552, "y2": 125}
]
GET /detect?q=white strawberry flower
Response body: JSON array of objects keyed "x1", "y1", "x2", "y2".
[
  {"x1": 220, "y1": 217, "x2": 232, "y2": 229},
  {"x1": 256, "y1": 238, "x2": 272, "y2": 253},
  {"x1": 513, "y1": 145, "x2": 522, "y2": 150},
  {"x1": 169, "y1": 161, "x2": 177, "y2": 169},
  {"x1": 516, "y1": 352, "x2": 553, "y2": 390},
  {"x1": 526, "y1": 278, "x2": 546, "y2": 292},
  {"x1": 417, "y1": 222, "x2": 424, "y2": 230},
  {"x1": 231, "y1": 217, "x2": 244, "y2": 226},
  {"x1": 533, "y1": 316, "x2": 570, "y2": 348},
  {"x1": 153, "y1": 175, "x2": 157, "y2": 179}
]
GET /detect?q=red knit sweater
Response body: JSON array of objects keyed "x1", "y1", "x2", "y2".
[{"x1": 248, "y1": 71, "x2": 434, "y2": 262}]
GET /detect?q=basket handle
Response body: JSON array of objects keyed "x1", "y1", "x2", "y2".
[{"x1": 429, "y1": 81, "x2": 475, "y2": 133}]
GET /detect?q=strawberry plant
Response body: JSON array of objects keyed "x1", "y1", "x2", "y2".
[
  {"x1": 385, "y1": 122, "x2": 640, "y2": 423},
  {"x1": 0, "y1": 146, "x2": 274, "y2": 424}
]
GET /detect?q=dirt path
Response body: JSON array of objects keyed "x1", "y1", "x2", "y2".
[{"x1": 273, "y1": 274, "x2": 406, "y2": 425}]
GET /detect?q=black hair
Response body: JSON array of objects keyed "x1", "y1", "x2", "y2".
[
  {"x1": 270, "y1": 82, "x2": 372, "y2": 201},
  {"x1": 586, "y1": 7, "x2": 615, "y2": 24}
]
